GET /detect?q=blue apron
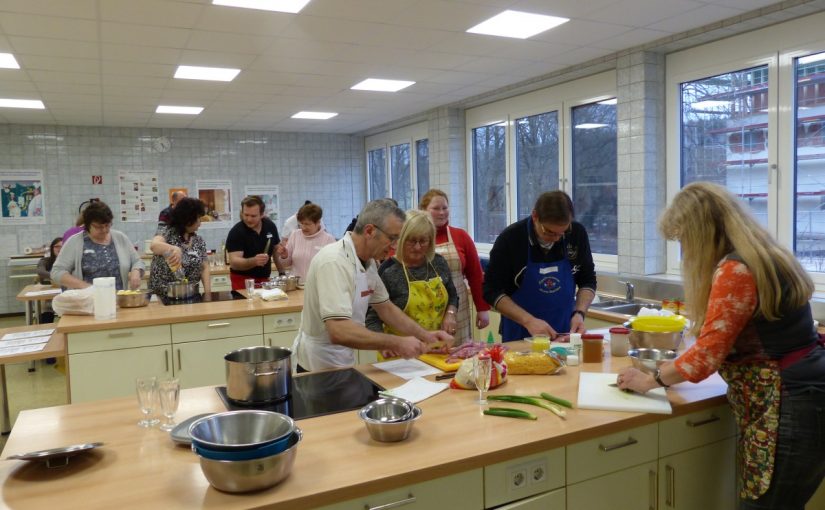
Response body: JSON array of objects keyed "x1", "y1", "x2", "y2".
[{"x1": 500, "y1": 218, "x2": 576, "y2": 342}]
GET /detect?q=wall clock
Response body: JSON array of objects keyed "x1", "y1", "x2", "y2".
[{"x1": 152, "y1": 136, "x2": 171, "y2": 153}]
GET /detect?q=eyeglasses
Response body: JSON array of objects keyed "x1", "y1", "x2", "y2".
[
  {"x1": 89, "y1": 222, "x2": 112, "y2": 232},
  {"x1": 538, "y1": 222, "x2": 568, "y2": 239},
  {"x1": 405, "y1": 238, "x2": 430, "y2": 247},
  {"x1": 373, "y1": 224, "x2": 399, "y2": 243}
]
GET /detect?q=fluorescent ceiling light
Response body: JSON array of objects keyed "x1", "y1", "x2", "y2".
[
  {"x1": 291, "y1": 111, "x2": 338, "y2": 120},
  {"x1": 691, "y1": 100, "x2": 731, "y2": 110},
  {"x1": 575, "y1": 123, "x2": 608, "y2": 129},
  {"x1": 174, "y1": 65, "x2": 240, "y2": 82},
  {"x1": 598, "y1": 98, "x2": 617, "y2": 105},
  {"x1": 467, "y1": 10, "x2": 569, "y2": 39},
  {"x1": 156, "y1": 105, "x2": 203, "y2": 115},
  {"x1": 798, "y1": 52, "x2": 825, "y2": 65},
  {"x1": 212, "y1": 0, "x2": 311, "y2": 13},
  {"x1": 351, "y1": 78, "x2": 415, "y2": 92},
  {"x1": 0, "y1": 98, "x2": 44, "y2": 109},
  {"x1": 0, "y1": 53, "x2": 20, "y2": 69}
]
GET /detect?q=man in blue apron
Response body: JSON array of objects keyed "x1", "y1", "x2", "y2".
[
  {"x1": 293, "y1": 199, "x2": 454, "y2": 372},
  {"x1": 483, "y1": 191, "x2": 597, "y2": 341}
]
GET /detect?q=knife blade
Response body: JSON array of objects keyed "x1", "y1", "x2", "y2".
[{"x1": 608, "y1": 383, "x2": 635, "y2": 393}]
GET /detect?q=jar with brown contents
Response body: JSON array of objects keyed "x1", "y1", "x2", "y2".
[{"x1": 581, "y1": 334, "x2": 604, "y2": 363}]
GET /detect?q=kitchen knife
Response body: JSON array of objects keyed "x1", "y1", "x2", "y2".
[{"x1": 608, "y1": 383, "x2": 635, "y2": 393}]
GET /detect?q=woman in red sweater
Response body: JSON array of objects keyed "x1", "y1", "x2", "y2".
[{"x1": 420, "y1": 189, "x2": 490, "y2": 344}]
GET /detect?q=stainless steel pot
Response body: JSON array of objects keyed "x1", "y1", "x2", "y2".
[
  {"x1": 167, "y1": 281, "x2": 199, "y2": 300},
  {"x1": 225, "y1": 346, "x2": 292, "y2": 403},
  {"x1": 274, "y1": 275, "x2": 298, "y2": 291}
]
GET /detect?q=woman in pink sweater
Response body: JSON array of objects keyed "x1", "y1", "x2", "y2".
[{"x1": 279, "y1": 203, "x2": 336, "y2": 279}]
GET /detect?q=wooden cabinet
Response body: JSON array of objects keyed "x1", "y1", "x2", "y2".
[
  {"x1": 263, "y1": 311, "x2": 300, "y2": 349},
  {"x1": 316, "y1": 469, "x2": 483, "y2": 510}
]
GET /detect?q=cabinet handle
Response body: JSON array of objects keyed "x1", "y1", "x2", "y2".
[
  {"x1": 207, "y1": 322, "x2": 231, "y2": 328},
  {"x1": 108, "y1": 331, "x2": 133, "y2": 338},
  {"x1": 266, "y1": 337, "x2": 272, "y2": 347},
  {"x1": 364, "y1": 494, "x2": 416, "y2": 510},
  {"x1": 649, "y1": 469, "x2": 657, "y2": 510},
  {"x1": 598, "y1": 437, "x2": 638, "y2": 452},
  {"x1": 164, "y1": 350, "x2": 169, "y2": 372},
  {"x1": 686, "y1": 415, "x2": 719, "y2": 428},
  {"x1": 665, "y1": 465, "x2": 675, "y2": 507},
  {"x1": 177, "y1": 349, "x2": 182, "y2": 371}
]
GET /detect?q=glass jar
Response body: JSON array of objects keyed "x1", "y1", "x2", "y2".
[{"x1": 581, "y1": 334, "x2": 604, "y2": 363}]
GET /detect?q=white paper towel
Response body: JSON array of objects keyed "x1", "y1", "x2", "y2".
[{"x1": 379, "y1": 377, "x2": 448, "y2": 403}]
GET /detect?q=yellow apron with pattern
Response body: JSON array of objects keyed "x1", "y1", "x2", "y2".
[
  {"x1": 718, "y1": 359, "x2": 781, "y2": 500},
  {"x1": 384, "y1": 261, "x2": 448, "y2": 335},
  {"x1": 435, "y1": 227, "x2": 471, "y2": 343}
]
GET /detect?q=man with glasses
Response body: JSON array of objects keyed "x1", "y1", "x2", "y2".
[
  {"x1": 293, "y1": 199, "x2": 453, "y2": 372},
  {"x1": 483, "y1": 191, "x2": 596, "y2": 341}
]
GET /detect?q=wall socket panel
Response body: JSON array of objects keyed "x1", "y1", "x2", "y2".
[{"x1": 506, "y1": 459, "x2": 548, "y2": 493}]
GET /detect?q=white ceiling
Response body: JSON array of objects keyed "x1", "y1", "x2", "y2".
[{"x1": 0, "y1": 0, "x2": 799, "y2": 133}]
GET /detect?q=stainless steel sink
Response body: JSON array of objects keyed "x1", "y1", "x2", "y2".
[{"x1": 595, "y1": 302, "x2": 661, "y2": 315}]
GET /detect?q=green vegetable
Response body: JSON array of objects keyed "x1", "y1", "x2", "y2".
[
  {"x1": 483, "y1": 407, "x2": 537, "y2": 420},
  {"x1": 488, "y1": 395, "x2": 567, "y2": 419},
  {"x1": 539, "y1": 392, "x2": 574, "y2": 409}
]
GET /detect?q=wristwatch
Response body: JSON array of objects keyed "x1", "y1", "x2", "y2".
[
  {"x1": 654, "y1": 368, "x2": 670, "y2": 388},
  {"x1": 571, "y1": 310, "x2": 586, "y2": 320}
]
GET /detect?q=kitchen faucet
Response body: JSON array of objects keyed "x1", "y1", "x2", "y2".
[{"x1": 618, "y1": 280, "x2": 635, "y2": 302}]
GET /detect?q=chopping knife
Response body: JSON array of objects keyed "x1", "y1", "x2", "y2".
[{"x1": 608, "y1": 383, "x2": 635, "y2": 393}]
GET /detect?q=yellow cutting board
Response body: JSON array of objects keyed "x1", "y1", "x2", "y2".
[{"x1": 417, "y1": 353, "x2": 462, "y2": 372}]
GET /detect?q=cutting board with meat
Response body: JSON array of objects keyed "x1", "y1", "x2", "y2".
[{"x1": 417, "y1": 342, "x2": 491, "y2": 372}]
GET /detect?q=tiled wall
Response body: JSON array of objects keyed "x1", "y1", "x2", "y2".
[{"x1": 0, "y1": 124, "x2": 365, "y2": 314}]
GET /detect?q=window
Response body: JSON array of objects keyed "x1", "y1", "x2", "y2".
[
  {"x1": 515, "y1": 111, "x2": 559, "y2": 218},
  {"x1": 472, "y1": 123, "x2": 507, "y2": 244},
  {"x1": 365, "y1": 123, "x2": 428, "y2": 204},
  {"x1": 572, "y1": 100, "x2": 617, "y2": 255}
]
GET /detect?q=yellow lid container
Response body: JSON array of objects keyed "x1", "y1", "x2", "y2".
[{"x1": 629, "y1": 315, "x2": 687, "y2": 333}]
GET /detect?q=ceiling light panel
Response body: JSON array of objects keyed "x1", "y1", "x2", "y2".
[
  {"x1": 291, "y1": 111, "x2": 337, "y2": 119},
  {"x1": 0, "y1": 99, "x2": 45, "y2": 109},
  {"x1": 0, "y1": 53, "x2": 20, "y2": 69},
  {"x1": 467, "y1": 10, "x2": 569, "y2": 40},
  {"x1": 351, "y1": 78, "x2": 415, "y2": 92},
  {"x1": 174, "y1": 65, "x2": 241, "y2": 82},
  {"x1": 212, "y1": 0, "x2": 311, "y2": 14},
  {"x1": 156, "y1": 105, "x2": 204, "y2": 115}
]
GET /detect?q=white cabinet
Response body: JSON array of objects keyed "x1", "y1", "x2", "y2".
[
  {"x1": 263, "y1": 311, "x2": 300, "y2": 349},
  {"x1": 316, "y1": 469, "x2": 483, "y2": 510},
  {"x1": 174, "y1": 334, "x2": 262, "y2": 388},
  {"x1": 567, "y1": 461, "x2": 658, "y2": 510}
]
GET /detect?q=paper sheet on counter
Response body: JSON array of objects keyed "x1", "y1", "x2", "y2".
[
  {"x1": 373, "y1": 358, "x2": 442, "y2": 380},
  {"x1": 1, "y1": 329, "x2": 54, "y2": 341},
  {"x1": 380, "y1": 377, "x2": 449, "y2": 403},
  {"x1": 24, "y1": 289, "x2": 62, "y2": 297},
  {"x1": 1, "y1": 336, "x2": 50, "y2": 347},
  {"x1": 0, "y1": 344, "x2": 47, "y2": 356}
]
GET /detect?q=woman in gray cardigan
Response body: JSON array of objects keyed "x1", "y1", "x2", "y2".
[{"x1": 51, "y1": 201, "x2": 144, "y2": 290}]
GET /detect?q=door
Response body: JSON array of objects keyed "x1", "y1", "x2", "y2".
[
  {"x1": 567, "y1": 462, "x2": 657, "y2": 510},
  {"x1": 659, "y1": 438, "x2": 736, "y2": 510}
]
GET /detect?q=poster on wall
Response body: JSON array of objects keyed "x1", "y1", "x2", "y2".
[
  {"x1": 196, "y1": 180, "x2": 233, "y2": 229},
  {"x1": 118, "y1": 170, "x2": 160, "y2": 222},
  {"x1": 0, "y1": 170, "x2": 45, "y2": 225},
  {"x1": 168, "y1": 187, "x2": 188, "y2": 205},
  {"x1": 244, "y1": 185, "x2": 280, "y2": 225}
]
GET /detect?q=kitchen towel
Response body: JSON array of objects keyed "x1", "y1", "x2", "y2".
[
  {"x1": 257, "y1": 288, "x2": 288, "y2": 301},
  {"x1": 380, "y1": 377, "x2": 448, "y2": 403}
]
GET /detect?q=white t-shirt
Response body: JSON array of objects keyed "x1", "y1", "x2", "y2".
[{"x1": 298, "y1": 233, "x2": 388, "y2": 339}]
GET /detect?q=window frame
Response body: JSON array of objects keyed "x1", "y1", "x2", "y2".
[{"x1": 365, "y1": 122, "x2": 428, "y2": 206}]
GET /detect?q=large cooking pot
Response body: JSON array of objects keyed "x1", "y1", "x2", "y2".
[
  {"x1": 225, "y1": 346, "x2": 292, "y2": 403},
  {"x1": 167, "y1": 281, "x2": 199, "y2": 300}
]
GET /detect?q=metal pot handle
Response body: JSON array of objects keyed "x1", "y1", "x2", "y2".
[{"x1": 253, "y1": 366, "x2": 281, "y2": 377}]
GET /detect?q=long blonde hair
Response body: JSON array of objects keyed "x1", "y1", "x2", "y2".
[
  {"x1": 395, "y1": 210, "x2": 435, "y2": 264},
  {"x1": 659, "y1": 182, "x2": 813, "y2": 335}
]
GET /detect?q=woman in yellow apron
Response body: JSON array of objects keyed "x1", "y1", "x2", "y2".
[
  {"x1": 616, "y1": 182, "x2": 825, "y2": 509},
  {"x1": 365, "y1": 211, "x2": 459, "y2": 352}
]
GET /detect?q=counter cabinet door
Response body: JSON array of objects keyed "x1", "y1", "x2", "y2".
[
  {"x1": 69, "y1": 345, "x2": 171, "y2": 403},
  {"x1": 174, "y1": 334, "x2": 263, "y2": 389},
  {"x1": 492, "y1": 489, "x2": 565, "y2": 509},
  {"x1": 314, "y1": 468, "x2": 483, "y2": 510},
  {"x1": 567, "y1": 461, "x2": 658, "y2": 510},
  {"x1": 658, "y1": 437, "x2": 736, "y2": 510}
]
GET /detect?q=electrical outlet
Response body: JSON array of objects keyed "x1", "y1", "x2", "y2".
[
  {"x1": 528, "y1": 460, "x2": 547, "y2": 485},
  {"x1": 506, "y1": 466, "x2": 528, "y2": 492}
]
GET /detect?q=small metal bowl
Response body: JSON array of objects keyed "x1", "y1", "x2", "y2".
[
  {"x1": 188, "y1": 410, "x2": 294, "y2": 451},
  {"x1": 196, "y1": 429, "x2": 302, "y2": 493},
  {"x1": 358, "y1": 405, "x2": 422, "y2": 442},
  {"x1": 628, "y1": 348, "x2": 678, "y2": 374},
  {"x1": 116, "y1": 291, "x2": 151, "y2": 308},
  {"x1": 360, "y1": 397, "x2": 413, "y2": 423}
]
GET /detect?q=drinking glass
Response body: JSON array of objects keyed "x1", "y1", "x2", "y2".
[
  {"x1": 136, "y1": 377, "x2": 159, "y2": 428},
  {"x1": 158, "y1": 378, "x2": 180, "y2": 432},
  {"x1": 473, "y1": 355, "x2": 492, "y2": 405},
  {"x1": 245, "y1": 278, "x2": 255, "y2": 300}
]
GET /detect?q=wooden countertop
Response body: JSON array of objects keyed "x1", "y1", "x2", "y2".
[
  {"x1": 0, "y1": 351, "x2": 727, "y2": 510},
  {"x1": 0, "y1": 324, "x2": 65, "y2": 364},
  {"x1": 56, "y1": 291, "x2": 305, "y2": 333}
]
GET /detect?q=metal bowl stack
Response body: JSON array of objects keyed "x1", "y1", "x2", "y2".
[
  {"x1": 188, "y1": 410, "x2": 300, "y2": 493},
  {"x1": 628, "y1": 348, "x2": 678, "y2": 374},
  {"x1": 358, "y1": 398, "x2": 422, "y2": 442}
]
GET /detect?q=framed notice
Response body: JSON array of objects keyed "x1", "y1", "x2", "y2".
[
  {"x1": 196, "y1": 180, "x2": 233, "y2": 229},
  {"x1": 0, "y1": 170, "x2": 45, "y2": 225},
  {"x1": 244, "y1": 185, "x2": 280, "y2": 225},
  {"x1": 118, "y1": 170, "x2": 160, "y2": 222}
]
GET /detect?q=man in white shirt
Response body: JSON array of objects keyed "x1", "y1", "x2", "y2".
[{"x1": 293, "y1": 199, "x2": 453, "y2": 372}]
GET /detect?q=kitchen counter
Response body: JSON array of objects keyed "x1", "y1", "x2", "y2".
[
  {"x1": 0, "y1": 353, "x2": 728, "y2": 510},
  {"x1": 56, "y1": 290, "x2": 304, "y2": 333}
]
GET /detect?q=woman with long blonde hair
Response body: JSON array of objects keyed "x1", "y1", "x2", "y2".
[{"x1": 617, "y1": 182, "x2": 825, "y2": 509}]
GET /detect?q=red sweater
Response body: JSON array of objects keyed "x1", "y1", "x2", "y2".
[{"x1": 435, "y1": 224, "x2": 490, "y2": 312}]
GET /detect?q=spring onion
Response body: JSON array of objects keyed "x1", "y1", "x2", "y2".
[
  {"x1": 487, "y1": 395, "x2": 567, "y2": 419},
  {"x1": 483, "y1": 407, "x2": 538, "y2": 420},
  {"x1": 539, "y1": 392, "x2": 574, "y2": 409}
]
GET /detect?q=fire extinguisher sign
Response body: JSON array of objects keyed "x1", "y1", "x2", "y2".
[{"x1": 92, "y1": 175, "x2": 103, "y2": 185}]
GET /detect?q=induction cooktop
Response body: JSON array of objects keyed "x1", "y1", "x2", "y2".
[
  {"x1": 158, "y1": 290, "x2": 245, "y2": 306},
  {"x1": 215, "y1": 368, "x2": 384, "y2": 420}
]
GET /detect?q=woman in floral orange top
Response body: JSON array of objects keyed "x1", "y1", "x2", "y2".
[{"x1": 617, "y1": 182, "x2": 825, "y2": 510}]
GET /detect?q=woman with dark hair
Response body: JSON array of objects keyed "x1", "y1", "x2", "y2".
[
  {"x1": 36, "y1": 237, "x2": 63, "y2": 283},
  {"x1": 51, "y1": 201, "x2": 144, "y2": 290},
  {"x1": 149, "y1": 197, "x2": 210, "y2": 296},
  {"x1": 278, "y1": 203, "x2": 335, "y2": 279}
]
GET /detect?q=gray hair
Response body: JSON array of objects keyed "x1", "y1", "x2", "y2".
[{"x1": 354, "y1": 199, "x2": 405, "y2": 234}]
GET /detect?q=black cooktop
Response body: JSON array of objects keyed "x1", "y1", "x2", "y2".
[
  {"x1": 158, "y1": 290, "x2": 245, "y2": 306},
  {"x1": 215, "y1": 368, "x2": 384, "y2": 420}
]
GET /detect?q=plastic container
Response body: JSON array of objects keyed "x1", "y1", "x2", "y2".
[
  {"x1": 93, "y1": 277, "x2": 116, "y2": 320},
  {"x1": 530, "y1": 336, "x2": 550, "y2": 353},
  {"x1": 581, "y1": 334, "x2": 604, "y2": 363},
  {"x1": 609, "y1": 327, "x2": 631, "y2": 357}
]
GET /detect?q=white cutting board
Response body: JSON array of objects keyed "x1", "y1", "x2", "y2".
[{"x1": 577, "y1": 372, "x2": 672, "y2": 415}]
